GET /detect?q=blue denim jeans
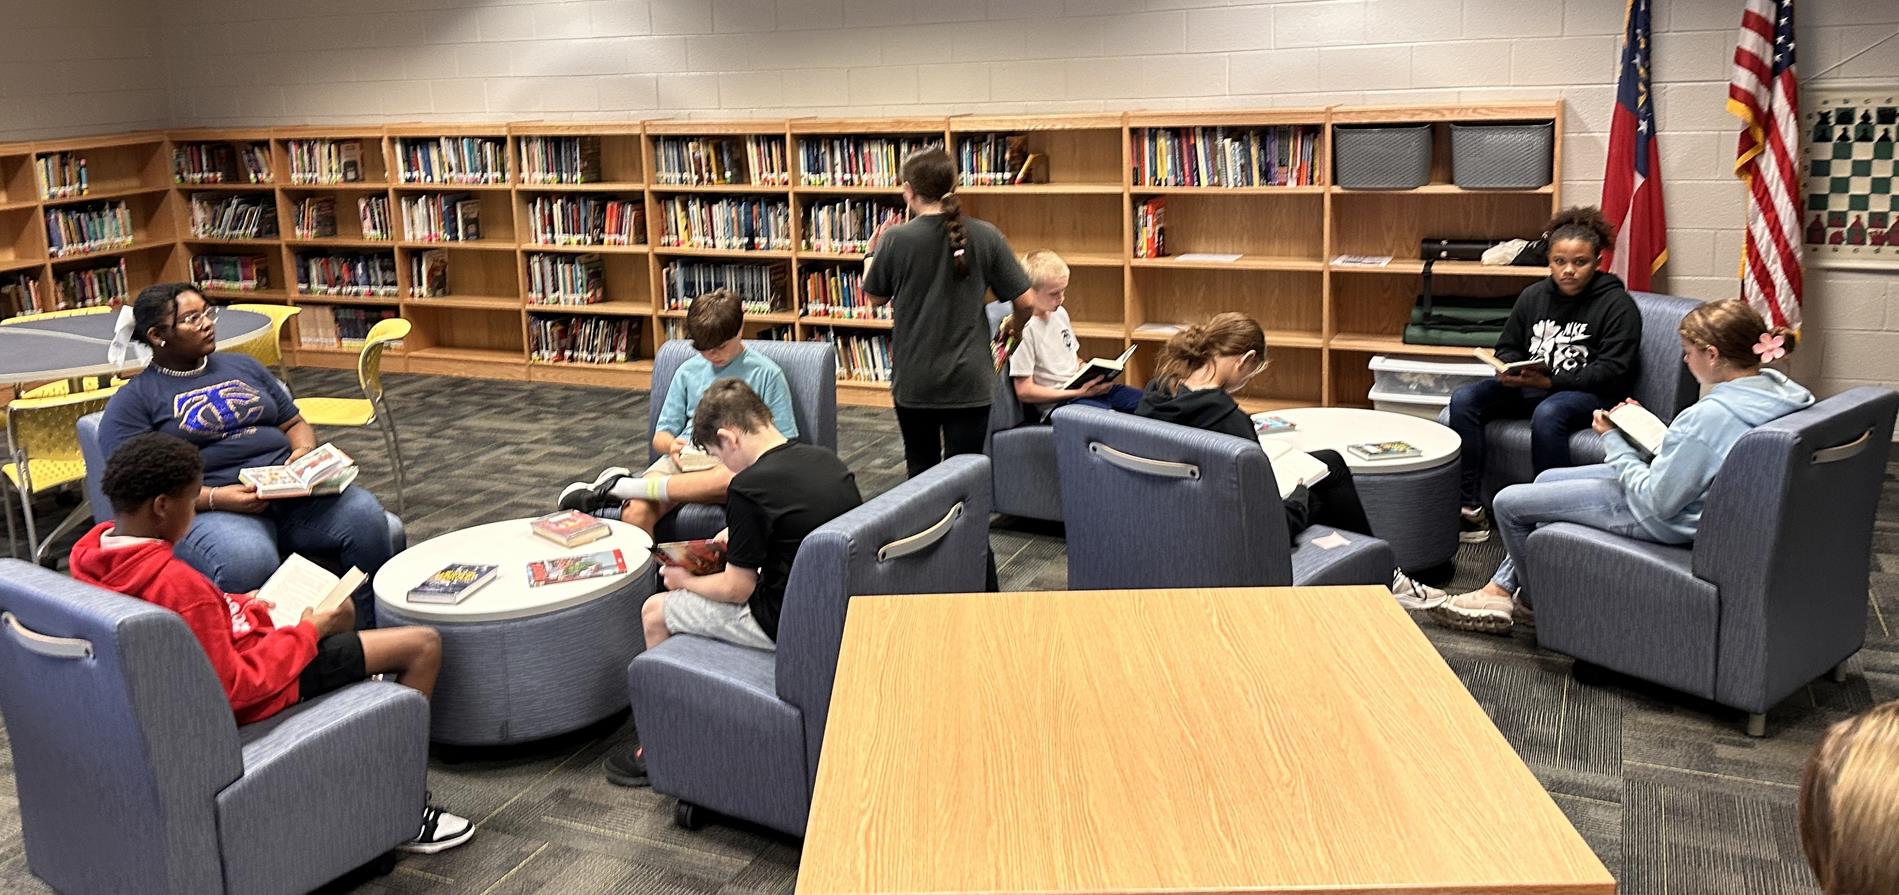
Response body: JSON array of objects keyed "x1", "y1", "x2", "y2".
[
  {"x1": 1446, "y1": 378, "x2": 1609, "y2": 506},
  {"x1": 175, "y1": 485, "x2": 393, "y2": 628},
  {"x1": 1067, "y1": 383, "x2": 1144, "y2": 414},
  {"x1": 1489, "y1": 465, "x2": 1656, "y2": 595}
]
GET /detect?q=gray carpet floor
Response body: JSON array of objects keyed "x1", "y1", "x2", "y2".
[{"x1": 5, "y1": 367, "x2": 1895, "y2": 894}]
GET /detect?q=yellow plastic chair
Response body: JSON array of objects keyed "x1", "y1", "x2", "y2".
[
  {"x1": 5, "y1": 385, "x2": 120, "y2": 564},
  {"x1": 1, "y1": 307, "x2": 116, "y2": 399},
  {"x1": 226, "y1": 303, "x2": 302, "y2": 391},
  {"x1": 294, "y1": 318, "x2": 410, "y2": 514}
]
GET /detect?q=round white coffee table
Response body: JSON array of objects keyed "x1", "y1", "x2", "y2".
[
  {"x1": 374, "y1": 518, "x2": 658, "y2": 745},
  {"x1": 1257, "y1": 407, "x2": 1462, "y2": 571}
]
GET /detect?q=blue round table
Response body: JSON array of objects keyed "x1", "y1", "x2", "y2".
[{"x1": 0, "y1": 309, "x2": 272, "y2": 385}]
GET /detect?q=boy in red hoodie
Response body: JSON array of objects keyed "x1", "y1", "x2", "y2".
[{"x1": 69, "y1": 432, "x2": 474, "y2": 854}]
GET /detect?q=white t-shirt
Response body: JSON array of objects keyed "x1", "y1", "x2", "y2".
[{"x1": 1008, "y1": 307, "x2": 1082, "y2": 390}]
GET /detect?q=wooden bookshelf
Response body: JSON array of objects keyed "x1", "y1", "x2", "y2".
[{"x1": 0, "y1": 103, "x2": 1560, "y2": 408}]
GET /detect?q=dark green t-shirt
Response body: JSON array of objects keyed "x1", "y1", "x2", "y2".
[{"x1": 863, "y1": 213, "x2": 1032, "y2": 409}]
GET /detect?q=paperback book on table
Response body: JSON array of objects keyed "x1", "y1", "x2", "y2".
[
  {"x1": 530, "y1": 510, "x2": 610, "y2": 547},
  {"x1": 526, "y1": 549, "x2": 628, "y2": 587},
  {"x1": 407, "y1": 563, "x2": 498, "y2": 604}
]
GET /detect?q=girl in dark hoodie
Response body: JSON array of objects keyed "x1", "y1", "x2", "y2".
[
  {"x1": 1134, "y1": 312, "x2": 1444, "y2": 607},
  {"x1": 1447, "y1": 207, "x2": 1643, "y2": 543}
]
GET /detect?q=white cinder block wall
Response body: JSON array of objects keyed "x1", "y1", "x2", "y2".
[
  {"x1": 0, "y1": 0, "x2": 171, "y2": 139},
  {"x1": 10, "y1": 0, "x2": 1899, "y2": 397}
]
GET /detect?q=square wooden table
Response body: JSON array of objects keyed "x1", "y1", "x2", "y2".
[{"x1": 798, "y1": 586, "x2": 1615, "y2": 895}]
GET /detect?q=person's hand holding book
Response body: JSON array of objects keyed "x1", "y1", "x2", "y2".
[
  {"x1": 302, "y1": 597, "x2": 354, "y2": 636},
  {"x1": 212, "y1": 483, "x2": 270, "y2": 514},
  {"x1": 1499, "y1": 367, "x2": 1552, "y2": 389}
]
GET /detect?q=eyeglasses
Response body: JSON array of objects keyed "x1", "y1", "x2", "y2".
[{"x1": 171, "y1": 306, "x2": 220, "y2": 330}]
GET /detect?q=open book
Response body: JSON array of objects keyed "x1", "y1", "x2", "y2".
[
  {"x1": 650, "y1": 539, "x2": 727, "y2": 576},
  {"x1": 258, "y1": 554, "x2": 363, "y2": 629},
  {"x1": 674, "y1": 445, "x2": 721, "y2": 473},
  {"x1": 1059, "y1": 344, "x2": 1138, "y2": 391},
  {"x1": 1263, "y1": 441, "x2": 1331, "y2": 501},
  {"x1": 1472, "y1": 347, "x2": 1549, "y2": 375},
  {"x1": 239, "y1": 443, "x2": 358, "y2": 499},
  {"x1": 1604, "y1": 403, "x2": 1668, "y2": 456}
]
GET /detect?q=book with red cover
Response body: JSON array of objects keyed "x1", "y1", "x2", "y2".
[
  {"x1": 525, "y1": 549, "x2": 628, "y2": 587},
  {"x1": 649, "y1": 539, "x2": 726, "y2": 576},
  {"x1": 530, "y1": 510, "x2": 610, "y2": 547}
]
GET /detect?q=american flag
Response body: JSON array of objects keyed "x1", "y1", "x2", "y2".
[
  {"x1": 1601, "y1": 0, "x2": 1668, "y2": 291},
  {"x1": 1728, "y1": 0, "x2": 1801, "y2": 329}
]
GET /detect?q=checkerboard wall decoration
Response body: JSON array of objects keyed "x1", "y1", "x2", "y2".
[{"x1": 1805, "y1": 90, "x2": 1899, "y2": 269}]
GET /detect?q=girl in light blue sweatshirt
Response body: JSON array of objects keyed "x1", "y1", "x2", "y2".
[{"x1": 1433, "y1": 299, "x2": 1814, "y2": 634}]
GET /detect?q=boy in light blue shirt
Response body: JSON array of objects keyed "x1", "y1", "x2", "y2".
[{"x1": 558, "y1": 289, "x2": 798, "y2": 534}]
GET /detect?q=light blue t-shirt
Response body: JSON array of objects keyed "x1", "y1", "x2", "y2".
[{"x1": 658, "y1": 347, "x2": 800, "y2": 443}]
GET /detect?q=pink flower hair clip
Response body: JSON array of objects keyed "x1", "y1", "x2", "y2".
[{"x1": 1752, "y1": 331, "x2": 1787, "y2": 364}]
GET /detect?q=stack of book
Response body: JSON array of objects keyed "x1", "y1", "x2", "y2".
[
  {"x1": 292, "y1": 197, "x2": 337, "y2": 239},
  {"x1": 518, "y1": 136, "x2": 602, "y2": 184},
  {"x1": 56, "y1": 259, "x2": 129, "y2": 309},
  {"x1": 801, "y1": 198, "x2": 904, "y2": 254},
  {"x1": 800, "y1": 136, "x2": 939, "y2": 187},
  {"x1": 956, "y1": 134, "x2": 1040, "y2": 186},
  {"x1": 295, "y1": 252, "x2": 399, "y2": 296},
  {"x1": 814, "y1": 330, "x2": 892, "y2": 382},
  {"x1": 191, "y1": 254, "x2": 271, "y2": 291},
  {"x1": 408, "y1": 249, "x2": 447, "y2": 298},
  {"x1": 526, "y1": 252, "x2": 605, "y2": 305},
  {"x1": 398, "y1": 193, "x2": 482, "y2": 242},
  {"x1": 1132, "y1": 125, "x2": 1319, "y2": 188},
  {"x1": 525, "y1": 196, "x2": 644, "y2": 246},
  {"x1": 36, "y1": 152, "x2": 87, "y2": 198},
  {"x1": 398, "y1": 137, "x2": 508, "y2": 184},
  {"x1": 299, "y1": 305, "x2": 401, "y2": 348},
  {"x1": 801, "y1": 266, "x2": 885, "y2": 320},
  {"x1": 1135, "y1": 197, "x2": 1166, "y2": 258},
  {"x1": 286, "y1": 139, "x2": 365, "y2": 184},
  {"x1": 359, "y1": 195, "x2": 391, "y2": 240},
  {"x1": 45, "y1": 201, "x2": 135, "y2": 257},
  {"x1": 662, "y1": 260, "x2": 782, "y2": 313},
  {"x1": 529, "y1": 315, "x2": 638, "y2": 364},
  {"x1": 188, "y1": 193, "x2": 277, "y2": 239},
  {"x1": 658, "y1": 196, "x2": 791, "y2": 251},
  {"x1": 173, "y1": 143, "x2": 271, "y2": 184},
  {"x1": 1, "y1": 274, "x2": 43, "y2": 317}
]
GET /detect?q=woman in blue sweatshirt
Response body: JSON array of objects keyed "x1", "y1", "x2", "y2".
[{"x1": 1432, "y1": 299, "x2": 1812, "y2": 634}]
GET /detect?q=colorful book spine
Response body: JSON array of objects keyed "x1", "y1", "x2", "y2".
[
  {"x1": 37, "y1": 152, "x2": 88, "y2": 199},
  {"x1": 661, "y1": 260, "x2": 783, "y2": 313},
  {"x1": 54, "y1": 258, "x2": 128, "y2": 309},
  {"x1": 800, "y1": 198, "x2": 905, "y2": 254},
  {"x1": 529, "y1": 314, "x2": 639, "y2": 364},
  {"x1": 518, "y1": 136, "x2": 603, "y2": 184},
  {"x1": 799, "y1": 136, "x2": 939, "y2": 187},
  {"x1": 188, "y1": 193, "x2": 277, "y2": 239},
  {"x1": 190, "y1": 254, "x2": 271, "y2": 291},
  {"x1": 526, "y1": 196, "x2": 644, "y2": 246},
  {"x1": 398, "y1": 137, "x2": 508, "y2": 184},
  {"x1": 799, "y1": 265, "x2": 886, "y2": 320},
  {"x1": 1131, "y1": 125, "x2": 1320, "y2": 188},
  {"x1": 525, "y1": 253, "x2": 606, "y2": 305},
  {"x1": 295, "y1": 252, "x2": 399, "y2": 297},
  {"x1": 287, "y1": 140, "x2": 365, "y2": 184},
  {"x1": 658, "y1": 196, "x2": 791, "y2": 250},
  {"x1": 45, "y1": 201, "x2": 135, "y2": 257}
]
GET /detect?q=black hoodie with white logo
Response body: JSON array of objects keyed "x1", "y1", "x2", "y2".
[{"x1": 1493, "y1": 270, "x2": 1643, "y2": 401}]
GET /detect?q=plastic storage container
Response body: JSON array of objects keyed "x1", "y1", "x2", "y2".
[
  {"x1": 1369, "y1": 354, "x2": 1493, "y2": 400},
  {"x1": 1449, "y1": 122, "x2": 1554, "y2": 189},
  {"x1": 1370, "y1": 386, "x2": 1450, "y2": 420},
  {"x1": 1334, "y1": 124, "x2": 1432, "y2": 189}
]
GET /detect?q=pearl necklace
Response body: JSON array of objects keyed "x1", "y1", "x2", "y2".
[{"x1": 155, "y1": 358, "x2": 209, "y2": 378}]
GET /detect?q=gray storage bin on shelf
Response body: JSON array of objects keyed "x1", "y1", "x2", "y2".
[
  {"x1": 1333, "y1": 123, "x2": 1432, "y2": 189},
  {"x1": 1449, "y1": 122, "x2": 1553, "y2": 189}
]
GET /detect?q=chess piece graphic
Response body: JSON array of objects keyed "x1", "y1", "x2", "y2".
[
  {"x1": 1857, "y1": 110, "x2": 1876, "y2": 142},
  {"x1": 1808, "y1": 214, "x2": 1827, "y2": 244},
  {"x1": 1848, "y1": 214, "x2": 1868, "y2": 245},
  {"x1": 1881, "y1": 127, "x2": 1894, "y2": 143},
  {"x1": 1813, "y1": 110, "x2": 1835, "y2": 143}
]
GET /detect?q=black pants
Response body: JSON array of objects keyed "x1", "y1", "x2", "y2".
[
  {"x1": 1282, "y1": 450, "x2": 1375, "y2": 545},
  {"x1": 893, "y1": 404, "x2": 989, "y2": 480}
]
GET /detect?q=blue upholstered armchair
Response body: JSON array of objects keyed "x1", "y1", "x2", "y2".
[
  {"x1": 625, "y1": 454, "x2": 992, "y2": 836},
  {"x1": 1520, "y1": 387, "x2": 1899, "y2": 736},
  {"x1": 1442, "y1": 291, "x2": 1703, "y2": 503},
  {"x1": 984, "y1": 302, "x2": 1063, "y2": 521},
  {"x1": 647, "y1": 338, "x2": 840, "y2": 541},
  {"x1": 77, "y1": 412, "x2": 409, "y2": 554},
  {"x1": 1050, "y1": 405, "x2": 1395, "y2": 589},
  {"x1": 0, "y1": 560, "x2": 429, "y2": 894}
]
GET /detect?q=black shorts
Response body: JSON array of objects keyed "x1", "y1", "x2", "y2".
[{"x1": 298, "y1": 632, "x2": 367, "y2": 702}]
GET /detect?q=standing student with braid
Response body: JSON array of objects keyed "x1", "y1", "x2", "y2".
[
  {"x1": 1446, "y1": 206, "x2": 1643, "y2": 542},
  {"x1": 864, "y1": 148, "x2": 1035, "y2": 478}
]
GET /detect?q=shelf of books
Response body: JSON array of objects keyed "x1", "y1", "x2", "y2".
[{"x1": 0, "y1": 102, "x2": 1559, "y2": 407}]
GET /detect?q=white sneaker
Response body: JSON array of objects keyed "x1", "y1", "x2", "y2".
[
  {"x1": 1389, "y1": 571, "x2": 1447, "y2": 609},
  {"x1": 398, "y1": 802, "x2": 474, "y2": 854},
  {"x1": 1428, "y1": 589, "x2": 1516, "y2": 635}
]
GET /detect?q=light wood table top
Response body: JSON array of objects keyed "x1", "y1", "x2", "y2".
[{"x1": 798, "y1": 586, "x2": 1614, "y2": 895}]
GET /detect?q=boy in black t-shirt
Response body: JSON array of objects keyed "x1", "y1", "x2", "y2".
[{"x1": 606, "y1": 379, "x2": 862, "y2": 787}]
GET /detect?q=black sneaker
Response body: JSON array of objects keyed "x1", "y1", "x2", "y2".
[
  {"x1": 558, "y1": 467, "x2": 630, "y2": 513},
  {"x1": 1459, "y1": 506, "x2": 1491, "y2": 544},
  {"x1": 398, "y1": 796, "x2": 474, "y2": 854},
  {"x1": 604, "y1": 743, "x2": 648, "y2": 787}
]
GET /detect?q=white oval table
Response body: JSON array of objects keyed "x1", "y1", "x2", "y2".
[
  {"x1": 374, "y1": 517, "x2": 658, "y2": 745},
  {"x1": 1257, "y1": 407, "x2": 1462, "y2": 571}
]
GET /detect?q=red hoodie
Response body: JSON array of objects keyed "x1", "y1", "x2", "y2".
[{"x1": 69, "y1": 521, "x2": 319, "y2": 724}]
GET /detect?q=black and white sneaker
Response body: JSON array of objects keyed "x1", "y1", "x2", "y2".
[
  {"x1": 604, "y1": 743, "x2": 649, "y2": 787},
  {"x1": 398, "y1": 798, "x2": 474, "y2": 854},
  {"x1": 1459, "y1": 506, "x2": 1491, "y2": 544},
  {"x1": 558, "y1": 467, "x2": 630, "y2": 513},
  {"x1": 1389, "y1": 571, "x2": 1447, "y2": 609}
]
